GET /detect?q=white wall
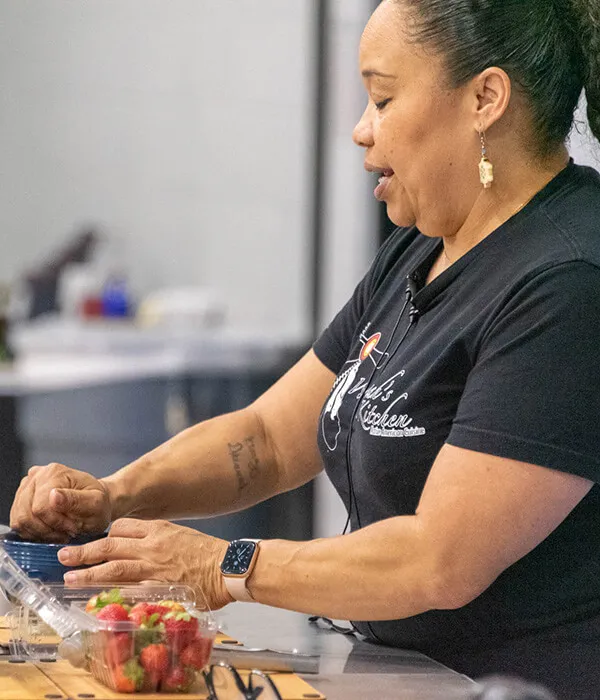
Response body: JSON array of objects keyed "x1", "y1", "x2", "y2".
[
  {"x1": 570, "y1": 97, "x2": 600, "y2": 168},
  {"x1": 0, "y1": 0, "x2": 314, "y2": 338}
]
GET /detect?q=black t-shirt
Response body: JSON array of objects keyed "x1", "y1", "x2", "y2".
[{"x1": 313, "y1": 161, "x2": 600, "y2": 697}]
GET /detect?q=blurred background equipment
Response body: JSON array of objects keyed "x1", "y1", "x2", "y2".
[
  {"x1": 474, "y1": 675, "x2": 557, "y2": 700},
  {"x1": 23, "y1": 227, "x2": 98, "y2": 320}
]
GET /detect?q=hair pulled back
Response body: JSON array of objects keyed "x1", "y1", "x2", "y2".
[{"x1": 394, "y1": 0, "x2": 600, "y2": 156}]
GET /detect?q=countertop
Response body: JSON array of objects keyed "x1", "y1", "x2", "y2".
[
  {"x1": 0, "y1": 605, "x2": 478, "y2": 699},
  {"x1": 216, "y1": 603, "x2": 478, "y2": 700},
  {"x1": 0, "y1": 320, "x2": 307, "y2": 394}
]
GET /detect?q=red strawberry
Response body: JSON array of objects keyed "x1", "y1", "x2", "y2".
[
  {"x1": 163, "y1": 611, "x2": 199, "y2": 652},
  {"x1": 180, "y1": 637, "x2": 213, "y2": 670},
  {"x1": 139, "y1": 643, "x2": 170, "y2": 678},
  {"x1": 113, "y1": 668, "x2": 135, "y2": 694},
  {"x1": 129, "y1": 602, "x2": 169, "y2": 627},
  {"x1": 96, "y1": 603, "x2": 130, "y2": 624},
  {"x1": 162, "y1": 665, "x2": 194, "y2": 692},
  {"x1": 112, "y1": 659, "x2": 145, "y2": 693},
  {"x1": 85, "y1": 588, "x2": 124, "y2": 614},
  {"x1": 106, "y1": 632, "x2": 133, "y2": 666}
]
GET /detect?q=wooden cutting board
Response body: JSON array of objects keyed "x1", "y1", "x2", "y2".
[
  {"x1": 32, "y1": 660, "x2": 325, "y2": 700},
  {"x1": 0, "y1": 662, "x2": 66, "y2": 700}
]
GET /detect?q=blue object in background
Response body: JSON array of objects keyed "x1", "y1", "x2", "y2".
[
  {"x1": 101, "y1": 277, "x2": 130, "y2": 317},
  {"x1": 1, "y1": 531, "x2": 106, "y2": 582}
]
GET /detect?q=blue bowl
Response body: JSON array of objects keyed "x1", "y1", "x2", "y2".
[{"x1": 1, "y1": 531, "x2": 107, "y2": 582}]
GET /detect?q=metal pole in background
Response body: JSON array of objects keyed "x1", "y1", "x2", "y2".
[{"x1": 310, "y1": 0, "x2": 329, "y2": 341}]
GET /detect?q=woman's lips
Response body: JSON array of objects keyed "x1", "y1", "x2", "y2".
[{"x1": 374, "y1": 170, "x2": 394, "y2": 201}]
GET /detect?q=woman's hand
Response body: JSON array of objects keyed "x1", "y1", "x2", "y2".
[
  {"x1": 57, "y1": 519, "x2": 234, "y2": 610},
  {"x1": 10, "y1": 463, "x2": 112, "y2": 543}
]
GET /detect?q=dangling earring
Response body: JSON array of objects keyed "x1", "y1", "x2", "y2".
[{"x1": 479, "y1": 131, "x2": 494, "y2": 189}]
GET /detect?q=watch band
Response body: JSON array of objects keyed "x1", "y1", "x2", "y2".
[{"x1": 222, "y1": 539, "x2": 261, "y2": 603}]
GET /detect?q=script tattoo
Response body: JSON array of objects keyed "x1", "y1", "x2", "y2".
[
  {"x1": 228, "y1": 441, "x2": 249, "y2": 492},
  {"x1": 227, "y1": 436, "x2": 262, "y2": 494}
]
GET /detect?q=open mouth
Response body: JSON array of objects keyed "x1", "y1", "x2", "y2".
[{"x1": 374, "y1": 169, "x2": 395, "y2": 200}]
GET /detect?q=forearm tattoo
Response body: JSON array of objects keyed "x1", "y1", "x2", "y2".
[{"x1": 227, "y1": 436, "x2": 261, "y2": 494}]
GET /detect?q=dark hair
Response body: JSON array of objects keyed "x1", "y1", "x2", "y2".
[{"x1": 393, "y1": 0, "x2": 600, "y2": 156}]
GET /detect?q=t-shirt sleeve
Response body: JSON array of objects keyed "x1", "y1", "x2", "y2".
[
  {"x1": 312, "y1": 276, "x2": 372, "y2": 374},
  {"x1": 313, "y1": 230, "x2": 404, "y2": 374},
  {"x1": 447, "y1": 261, "x2": 600, "y2": 483}
]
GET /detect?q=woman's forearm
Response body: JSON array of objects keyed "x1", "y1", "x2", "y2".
[
  {"x1": 101, "y1": 407, "x2": 282, "y2": 522},
  {"x1": 249, "y1": 517, "x2": 457, "y2": 621}
]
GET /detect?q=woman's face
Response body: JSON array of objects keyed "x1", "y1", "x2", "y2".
[{"x1": 354, "y1": 1, "x2": 478, "y2": 234}]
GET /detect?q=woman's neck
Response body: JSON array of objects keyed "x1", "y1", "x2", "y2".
[{"x1": 441, "y1": 145, "x2": 570, "y2": 265}]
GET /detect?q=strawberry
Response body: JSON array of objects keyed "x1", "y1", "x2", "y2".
[
  {"x1": 85, "y1": 588, "x2": 124, "y2": 614},
  {"x1": 96, "y1": 603, "x2": 130, "y2": 624},
  {"x1": 140, "y1": 643, "x2": 170, "y2": 678},
  {"x1": 85, "y1": 595, "x2": 99, "y2": 614},
  {"x1": 162, "y1": 665, "x2": 194, "y2": 692},
  {"x1": 163, "y1": 610, "x2": 199, "y2": 653},
  {"x1": 180, "y1": 637, "x2": 213, "y2": 670},
  {"x1": 112, "y1": 659, "x2": 145, "y2": 693},
  {"x1": 158, "y1": 599, "x2": 186, "y2": 613},
  {"x1": 105, "y1": 632, "x2": 133, "y2": 666},
  {"x1": 129, "y1": 602, "x2": 169, "y2": 627}
]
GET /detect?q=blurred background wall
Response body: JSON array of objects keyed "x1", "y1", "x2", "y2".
[{"x1": 0, "y1": 0, "x2": 316, "y2": 338}]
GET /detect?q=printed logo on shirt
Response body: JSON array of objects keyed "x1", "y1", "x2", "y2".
[
  {"x1": 353, "y1": 370, "x2": 426, "y2": 439},
  {"x1": 321, "y1": 326, "x2": 425, "y2": 450}
]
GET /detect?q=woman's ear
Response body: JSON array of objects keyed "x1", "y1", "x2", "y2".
[{"x1": 471, "y1": 66, "x2": 512, "y2": 131}]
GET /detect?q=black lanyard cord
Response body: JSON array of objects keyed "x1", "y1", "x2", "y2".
[{"x1": 341, "y1": 277, "x2": 419, "y2": 535}]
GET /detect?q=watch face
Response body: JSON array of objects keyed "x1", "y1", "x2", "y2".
[{"x1": 221, "y1": 540, "x2": 257, "y2": 576}]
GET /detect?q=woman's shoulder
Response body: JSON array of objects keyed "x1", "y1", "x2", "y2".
[{"x1": 539, "y1": 162, "x2": 600, "y2": 267}]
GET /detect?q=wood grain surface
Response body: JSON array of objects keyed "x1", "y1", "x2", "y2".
[{"x1": 0, "y1": 662, "x2": 65, "y2": 700}]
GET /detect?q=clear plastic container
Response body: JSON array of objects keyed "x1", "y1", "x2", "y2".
[
  {"x1": 7, "y1": 583, "x2": 199, "y2": 659},
  {"x1": 84, "y1": 606, "x2": 216, "y2": 693},
  {"x1": 8, "y1": 582, "x2": 217, "y2": 693}
]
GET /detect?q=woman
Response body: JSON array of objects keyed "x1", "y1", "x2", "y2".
[{"x1": 10, "y1": 1, "x2": 600, "y2": 696}]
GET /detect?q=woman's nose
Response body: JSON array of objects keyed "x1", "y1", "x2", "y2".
[{"x1": 353, "y1": 105, "x2": 374, "y2": 148}]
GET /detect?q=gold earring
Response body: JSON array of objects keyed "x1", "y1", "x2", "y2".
[{"x1": 479, "y1": 131, "x2": 494, "y2": 189}]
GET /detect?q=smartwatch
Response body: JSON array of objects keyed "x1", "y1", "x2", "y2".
[{"x1": 220, "y1": 538, "x2": 262, "y2": 602}]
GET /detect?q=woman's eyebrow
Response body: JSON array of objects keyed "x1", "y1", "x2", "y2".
[{"x1": 361, "y1": 69, "x2": 397, "y2": 79}]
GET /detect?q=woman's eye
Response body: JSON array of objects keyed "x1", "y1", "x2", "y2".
[{"x1": 375, "y1": 98, "x2": 391, "y2": 111}]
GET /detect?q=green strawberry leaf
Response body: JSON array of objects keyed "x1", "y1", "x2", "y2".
[
  {"x1": 123, "y1": 658, "x2": 145, "y2": 689},
  {"x1": 95, "y1": 588, "x2": 124, "y2": 609},
  {"x1": 134, "y1": 626, "x2": 165, "y2": 654}
]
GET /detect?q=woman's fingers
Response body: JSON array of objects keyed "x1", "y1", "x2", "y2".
[
  {"x1": 64, "y1": 559, "x2": 150, "y2": 586},
  {"x1": 108, "y1": 518, "x2": 152, "y2": 539},
  {"x1": 58, "y1": 536, "x2": 142, "y2": 567},
  {"x1": 10, "y1": 464, "x2": 112, "y2": 541},
  {"x1": 11, "y1": 476, "x2": 71, "y2": 541}
]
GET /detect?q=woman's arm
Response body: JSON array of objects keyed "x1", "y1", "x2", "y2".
[
  {"x1": 248, "y1": 444, "x2": 593, "y2": 620},
  {"x1": 103, "y1": 349, "x2": 335, "y2": 521},
  {"x1": 61, "y1": 440, "x2": 593, "y2": 617},
  {"x1": 11, "y1": 350, "x2": 335, "y2": 539}
]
